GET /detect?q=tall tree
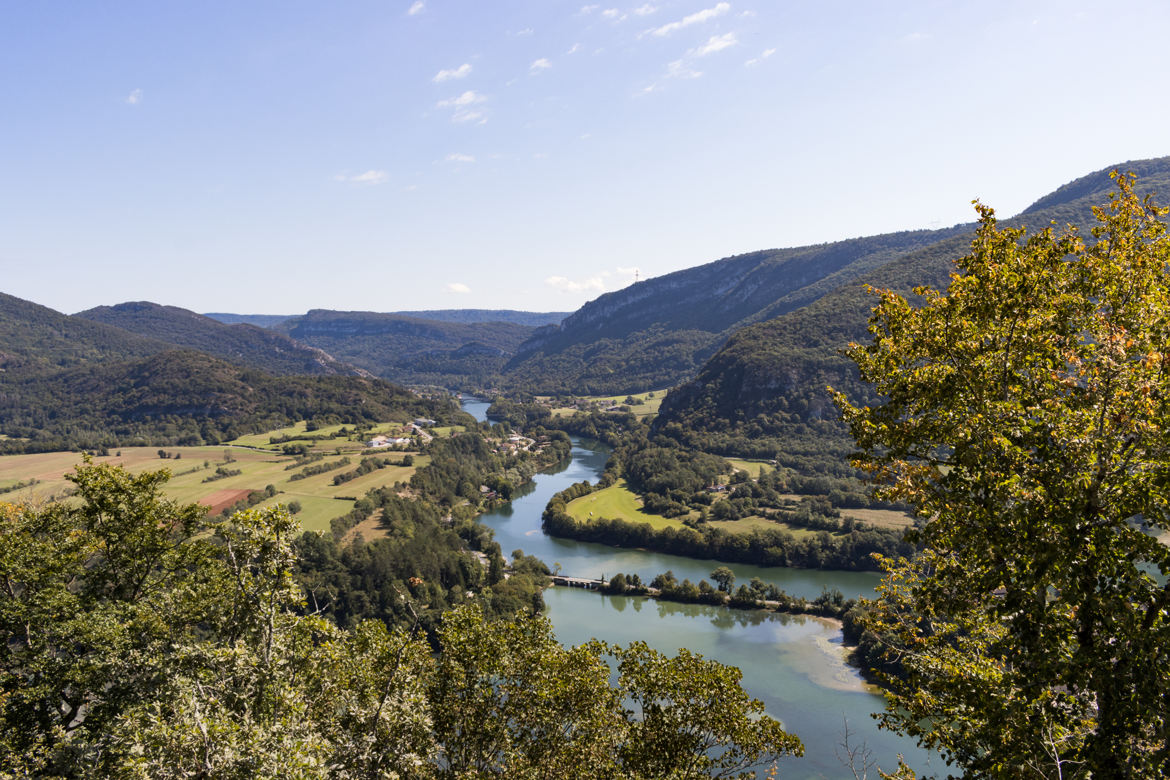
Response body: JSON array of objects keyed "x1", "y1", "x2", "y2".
[{"x1": 835, "y1": 173, "x2": 1170, "y2": 778}]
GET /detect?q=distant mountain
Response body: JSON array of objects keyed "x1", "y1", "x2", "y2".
[
  {"x1": 388, "y1": 309, "x2": 568, "y2": 327},
  {"x1": 653, "y1": 156, "x2": 1170, "y2": 474},
  {"x1": 500, "y1": 226, "x2": 971, "y2": 394},
  {"x1": 275, "y1": 310, "x2": 538, "y2": 388},
  {"x1": 202, "y1": 313, "x2": 295, "y2": 328},
  {"x1": 77, "y1": 302, "x2": 361, "y2": 376}
]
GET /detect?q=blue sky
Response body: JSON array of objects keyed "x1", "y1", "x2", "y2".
[{"x1": 4, "y1": 1, "x2": 1170, "y2": 315}]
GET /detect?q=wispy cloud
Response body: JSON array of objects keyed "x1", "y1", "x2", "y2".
[
  {"x1": 334, "y1": 170, "x2": 389, "y2": 185},
  {"x1": 530, "y1": 58, "x2": 552, "y2": 74},
  {"x1": 634, "y1": 4, "x2": 657, "y2": 15},
  {"x1": 602, "y1": 8, "x2": 627, "y2": 21},
  {"x1": 407, "y1": 1, "x2": 425, "y2": 15},
  {"x1": 437, "y1": 90, "x2": 487, "y2": 123},
  {"x1": 445, "y1": 153, "x2": 475, "y2": 163},
  {"x1": 433, "y1": 63, "x2": 472, "y2": 82},
  {"x1": 691, "y1": 31, "x2": 737, "y2": 56},
  {"x1": 446, "y1": 282, "x2": 471, "y2": 294},
  {"x1": 744, "y1": 47, "x2": 776, "y2": 67},
  {"x1": 580, "y1": 4, "x2": 600, "y2": 13},
  {"x1": 666, "y1": 59, "x2": 702, "y2": 79},
  {"x1": 650, "y1": 2, "x2": 730, "y2": 36},
  {"x1": 545, "y1": 267, "x2": 638, "y2": 295},
  {"x1": 567, "y1": 42, "x2": 582, "y2": 54},
  {"x1": 125, "y1": 88, "x2": 143, "y2": 105}
]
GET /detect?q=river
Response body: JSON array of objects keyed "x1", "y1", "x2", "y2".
[{"x1": 462, "y1": 398, "x2": 939, "y2": 778}]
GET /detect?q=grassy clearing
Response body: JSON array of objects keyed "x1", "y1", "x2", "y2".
[
  {"x1": 0, "y1": 438, "x2": 424, "y2": 534},
  {"x1": 542, "y1": 390, "x2": 667, "y2": 420},
  {"x1": 707, "y1": 516, "x2": 842, "y2": 540},
  {"x1": 725, "y1": 458, "x2": 773, "y2": 478},
  {"x1": 839, "y1": 507, "x2": 915, "y2": 530},
  {"x1": 226, "y1": 421, "x2": 416, "y2": 453},
  {"x1": 566, "y1": 479, "x2": 686, "y2": 531}
]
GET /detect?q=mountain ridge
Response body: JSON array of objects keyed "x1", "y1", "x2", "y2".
[
  {"x1": 76, "y1": 301, "x2": 363, "y2": 377},
  {"x1": 652, "y1": 155, "x2": 1170, "y2": 472}
]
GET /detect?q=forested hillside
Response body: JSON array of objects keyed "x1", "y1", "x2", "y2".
[
  {"x1": 0, "y1": 349, "x2": 458, "y2": 452},
  {"x1": 0, "y1": 294, "x2": 461, "y2": 452},
  {"x1": 0, "y1": 292, "x2": 168, "y2": 370},
  {"x1": 77, "y1": 301, "x2": 361, "y2": 376},
  {"x1": 654, "y1": 156, "x2": 1170, "y2": 472},
  {"x1": 386, "y1": 308, "x2": 568, "y2": 327},
  {"x1": 500, "y1": 226, "x2": 971, "y2": 394},
  {"x1": 277, "y1": 309, "x2": 538, "y2": 388}
]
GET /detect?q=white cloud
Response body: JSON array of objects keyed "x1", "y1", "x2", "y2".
[
  {"x1": 125, "y1": 88, "x2": 143, "y2": 105},
  {"x1": 407, "y1": 1, "x2": 424, "y2": 15},
  {"x1": 666, "y1": 59, "x2": 701, "y2": 79},
  {"x1": 433, "y1": 63, "x2": 472, "y2": 82},
  {"x1": 437, "y1": 91, "x2": 485, "y2": 108},
  {"x1": 901, "y1": 31, "x2": 930, "y2": 43},
  {"x1": 446, "y1": 282, "x2": 471, "y2": 294},
  {"x1": 545, "y1": 267, "x2": 638, "y2": 295},
  {"x1": 580, "y1": 4, "x2": 600, "y2": 13},
  {"x1": 602, "y1": 8, "x2": 626, "y2": 21},
  {"x1": 634, "y1": 4, "x2": 657, "y2": 15},
  {"x1": 567, "y1": 42, "x2": 582, "y2": 54},
  {"x1": 513, "y1": 27, "x2": 534, "y2": 36},
  {"x1": 744, "y1": 47, "x2": 776, "y2": 67},
  {"x1": 445, "y1": 153, "x2": 475, "y2": 163},
  {"x1": 530, "y1": 58, "x2": 552, "y2": 73},
  {"x1": 691, "y1": 31, "x2": 737, "y2": 56},
  {"x1": 437, "y1": 90, "x2": 487, "y2": 123},
  {"x1": 454, "y1": 110, "x2": 484, "y2": 124},
  {"x1": 650, "y1": 2, "x2": 730, "y2": 36},
  {"x1": 333, "y1": 170, "x2": 388, "y2": 185}
]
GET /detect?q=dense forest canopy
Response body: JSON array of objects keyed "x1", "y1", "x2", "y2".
[{"x1": 0, "y1": 461, "x2": 800, "y2": 778}]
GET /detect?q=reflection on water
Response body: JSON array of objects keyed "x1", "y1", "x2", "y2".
[
  {"x1": 460, "y1": 399, "x2": 936, "y2": 778},
  {"x1": 546, "y1": 588, "x2": 938, "y2": 779}
]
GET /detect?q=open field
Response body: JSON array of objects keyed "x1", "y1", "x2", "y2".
[
  {"x1": 227, "y1": 421, "x2": 418, "y2": 453},
  {"x1": 566, "y1": 479, "x2": 686, "y2": 530},
  {"x1": 0, "y1": 438, "x2": 425, "y2": 534},
  {"x1": 544, "y1": 389, "x2": 667, "y2": 420},
  {"x1": 706, "y1": 515, "x2": 828, "y2": 539},
  {"x1": 839, "y1": 507, "x2": 915, "y2": 530},
  {"x1": 725, "y1": 458, "x2": 773, "y2": 478}
]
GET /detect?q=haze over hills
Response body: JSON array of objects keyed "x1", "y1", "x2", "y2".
[
  {"x1": 653, "y1": 156, "x2": 1170, "y2": 472},
  {"x1": 274, "y1": 310, "x2": 543, "y2": 389},
  {"x1": 202, "y1": 313, "x2": 295, "y2": 329},
  {"x1": 203, "y1": 309, "x2": 567, "y2": 330},
  {"x1": 77, "y1": 302, "x2": 363, "y2": 377}
]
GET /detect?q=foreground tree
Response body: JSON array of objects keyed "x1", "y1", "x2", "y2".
[
  {"x1": 835, "y1": 173, "x2": 1170, "y2": 778},
  {"x1": 1, "y1": 461, "x2": 800, "y2": 778}
]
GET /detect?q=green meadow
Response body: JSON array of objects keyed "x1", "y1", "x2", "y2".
[{"x1": 0, "y1": 434, "x2": 426, "y2": 534}]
